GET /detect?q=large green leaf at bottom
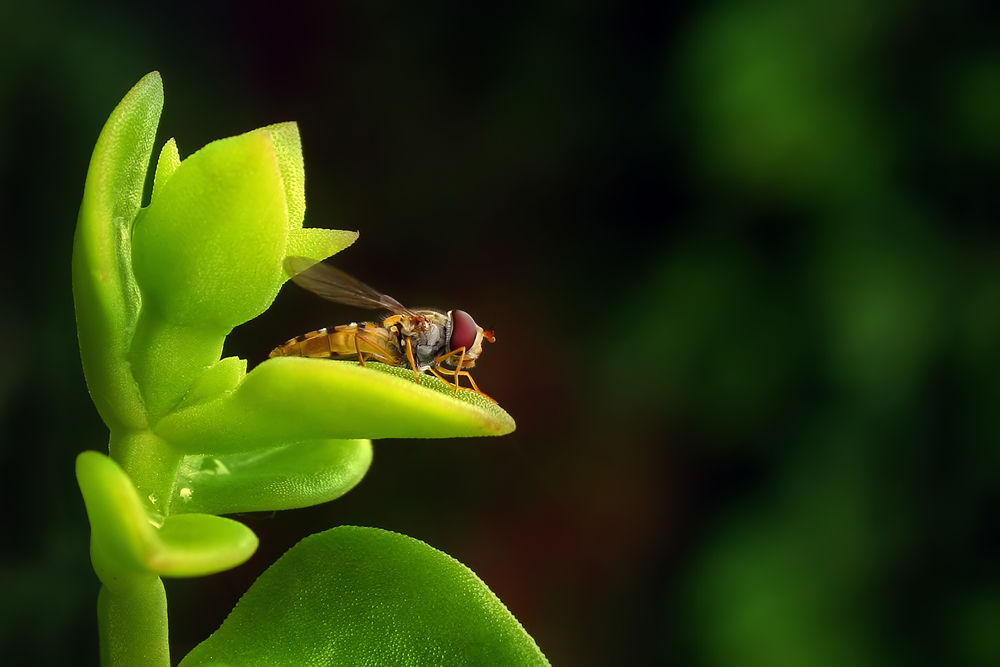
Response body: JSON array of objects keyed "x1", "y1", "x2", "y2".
[{"x1": 179, "y1": 526, "x2": 549, "y2": 667}]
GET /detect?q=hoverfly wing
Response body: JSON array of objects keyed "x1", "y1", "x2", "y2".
[{"x1": 283, "y1": 256, "x2": 411, "y2": 314}]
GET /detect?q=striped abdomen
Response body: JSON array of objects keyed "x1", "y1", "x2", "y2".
[{"x1": 269, "y1": 323, "x2": 402, "y2": 363}]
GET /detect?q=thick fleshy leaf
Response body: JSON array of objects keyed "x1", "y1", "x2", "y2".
[
  {"x1": 131, "y1": 128, "x2": 289, "y2": 330},
  {"x1": 151, "y1": 514, "x2": 258, "y2": 577},
  {"x1": 171, "y1": 439, "x2": 373, "y2": 515},
  {"x1": 77, "y1": 450, "x2": 159, "y2": 581},
  {"x1": 262, "y1": 122, "x2": 306, "y2": 229},
  {"x1": 128, "y1": 315, "x2": 229, "y2": 422},
  {"x1": 152, "y1": 137, "x2": 181, "y2": 200},
  {"x1": 73, "y1": 71, "x2": 162, "y2": 431},
  {"x1": 176, "y1": 356, "x2": 247, "y2": 410},
  {"x1": 154, "y1": 358, "x2": 516, "y2": 454},
  {"x1": 285, "y1": 228, "x2": 358, "y2": 264},
  {"x1": 128, "y1": 128, "x2": 292, "y2": 420},
  {"x1": 179, "y1": 527, "x2": 548, "y2": 667},
  {"x1": 77, "y1": 451, "x2": 258, "y2": 581}
]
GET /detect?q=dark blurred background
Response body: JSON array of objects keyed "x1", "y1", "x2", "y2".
[{"x1": 2, "y1": 1, "x2": 999, "y2": 665}]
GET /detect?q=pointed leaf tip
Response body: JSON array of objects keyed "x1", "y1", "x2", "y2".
[{"x1": 156, "y1": 359, "x2": 515, "y2": 454}]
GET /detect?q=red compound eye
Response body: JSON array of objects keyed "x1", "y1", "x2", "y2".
[{"x1": 449, "y1": 310, "x2": 479, "y2": 352}]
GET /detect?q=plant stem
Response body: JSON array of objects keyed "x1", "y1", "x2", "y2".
[
  {"x1": 98, "y1": 577, "x2": 170, "y2": 667},
  {"x1": 112, "y1": 429, "x2": 182, "y2": 516}
]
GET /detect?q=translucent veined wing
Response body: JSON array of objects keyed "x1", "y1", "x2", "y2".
[{"x1": 283, "y1": 257, "x2": 412, "y2": 314}]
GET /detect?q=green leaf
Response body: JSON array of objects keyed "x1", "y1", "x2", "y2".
[
  {"x1": 286, "y1": 228, "x2": 358, "y2": 264},
  {"x1": 128, "y1": 317, "x2": 230, "y2": 423},
  {"x1": 179, "y1": 526, "x2": 549, "y2": 667},
  {"x1": 73, "y1": 71, "x2": 162, "y2": 431},
  {"x1": 131, "y1": 128, "x2": 290, "y2": 330},
  {"x1": 152, "y1": 514, "x2": 259, "y2": 577},
  {"x1": 155, "y1": 358, "x2": 516, "y2": 454},
  {"x1": 77, "y1": 450, "x2": 160, "y2": 581},
  {"x1": 128, "y1": 127, "x2": 294, "y2": 420},
  {"x1": 152, "y1": 137, "x2": 181, "y2": 200},
  {"x1": 171, "y1": 439, "x2": 373, "y2": 515},
  {"x1": 176, "y1": 356, "x2": 247, "y2": 410},
  {"x1": 262, "y1": 122, "x2": 306, "y2": 229},
  {"x1": 76, "y1": 451, "x2": 258, "y2": 582}
]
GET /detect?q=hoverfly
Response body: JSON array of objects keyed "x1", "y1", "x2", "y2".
[{"x1": 270, "y1": 257, "x2": 496, "y2": 401}]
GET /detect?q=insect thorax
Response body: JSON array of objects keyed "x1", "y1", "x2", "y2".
[{"x1": 393, "y1": 310, "x2": 450, "y2": 370}]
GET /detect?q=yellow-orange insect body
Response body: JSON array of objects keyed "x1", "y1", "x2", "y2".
[
  {"x1": 270, "y1": 257, "x2": 496, "y2": 400},
  {"x1": 270, "y1": 322, "x2": 400, "y2": 362}
]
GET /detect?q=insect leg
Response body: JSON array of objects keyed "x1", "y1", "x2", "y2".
[
  {"x1": 452, "y1": 370, "x2": 495, "y2": 403},
  {"x1": 432, "y1": 362, "x2": 496, "y2": 403},
  {"x1": 432, "y1": 348, "x2": 467, "y2": 394},
  {"x1": 427, "y1": 365, "x2": 459, "y2": 392},
  {"x1": 434, "y1": 346, "x2": 468, "y2": 370},
  {"x1": 353, "y1": 329, "x2": 399, "y2": 366},
  {"x1": 403, "y1": 336, "x2": 421, "y2": 384},
  {"x1": 352, "y1": 330, "x2": 367, "y2": 367}
]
